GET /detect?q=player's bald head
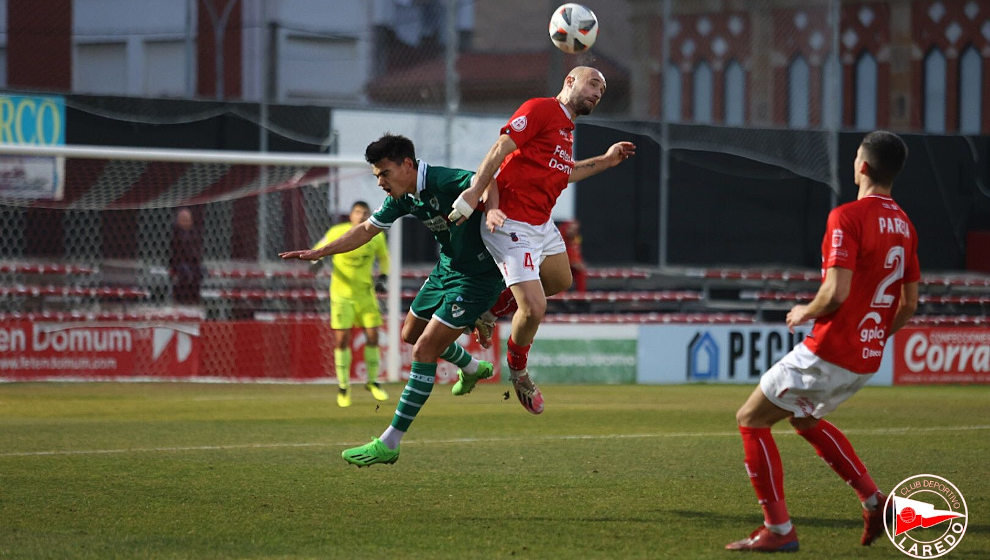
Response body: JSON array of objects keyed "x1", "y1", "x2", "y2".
[{"x1": 566, "y1": 66, "x2": 606, "y2": 87}]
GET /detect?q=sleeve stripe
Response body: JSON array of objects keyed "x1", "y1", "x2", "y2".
[{"x1": 368, "y1": 216, "x2": 391, "y2": 230}]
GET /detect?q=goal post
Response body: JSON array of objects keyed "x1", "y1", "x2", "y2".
[{"x1": 0, "y1": 142, "x2": 405, "y2": 383}]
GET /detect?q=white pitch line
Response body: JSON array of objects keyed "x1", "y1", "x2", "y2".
[{"x1": 2, "y1": 424, "x2": 988, "y2": 458}]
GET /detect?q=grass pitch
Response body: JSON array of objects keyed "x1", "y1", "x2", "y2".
[{"x1": 0, "y1": 382, "x2": 987, "y2": 559}]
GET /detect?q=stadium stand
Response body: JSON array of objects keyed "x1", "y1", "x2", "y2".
[
  {"x1": 194, "y1": 263, "x2": 990, "y2": 325},
  {"x1": 0, "y1": 260, "x2": 156, "y2": 314},
  {"x1": 6, "y1": 259, "x2": 983, "y2": 327}
]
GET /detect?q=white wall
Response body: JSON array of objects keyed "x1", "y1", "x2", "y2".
[
  {"x1": 242, "y1": 0, "x2": 371, "y2": 104},
  {"x1": 72, "y1": 0, "x2": 192, "y2": 97},
  {"x1": 332, "y1": 108, "x2": 578, "y2": 221}
]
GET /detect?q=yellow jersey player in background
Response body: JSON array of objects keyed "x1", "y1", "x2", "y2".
[{"x1": 313, "y1": 201, "x2": 390, "y2": 407}]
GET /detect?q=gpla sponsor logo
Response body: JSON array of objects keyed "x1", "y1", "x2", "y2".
[{"x1": 857, "y1": 311, "x2": 885, "y2": 344}]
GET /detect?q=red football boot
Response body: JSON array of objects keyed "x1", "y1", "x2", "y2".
[
  {"x1": 726, "y1": 526, "x2": 799, "y2": 552},
  {"x1": 861, "y1": 492, "x2": 890, "y2": 546}
]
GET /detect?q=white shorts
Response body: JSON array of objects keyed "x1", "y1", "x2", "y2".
[
  {"x1": 760, "y1": 342, "x2": 873, "y2": 419},
  {"x1": 481, "y1": 217, "x2": 566, "y2": 287}
]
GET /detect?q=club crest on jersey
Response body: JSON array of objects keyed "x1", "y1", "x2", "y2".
[
  {"x1": 831, "y1": 229, "x2": 844, "y2": 248},
  {"x1": 429, "y1": 196, "x2": 439, "y2": 211},
  {"x1": 450, "y1": 303, "x2": 465, "y2": 318},
  {"x1": 509, "y1": 115, "x2": 527, "y2": 132},
  {"x1": 510, "y1": 232, "x2": 519, "y2": 242}
]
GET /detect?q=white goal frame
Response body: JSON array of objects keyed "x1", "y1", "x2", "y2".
[{"x1": 0, "y1": 142, "x2": 405, "y2": 383}]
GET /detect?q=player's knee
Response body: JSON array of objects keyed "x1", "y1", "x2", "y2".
[
  {"x1": 735, "y1": 406, "x2": 755, "y2": 427},
  {"x1": 517, "y1": 297, "x2": 547, "y2": 323},
  {"x1": 400, "y1": 326, "x2": 418, "y2": 345},
  {"x1": 410, "y1": 340, "x2": 440, "y2": 363}
]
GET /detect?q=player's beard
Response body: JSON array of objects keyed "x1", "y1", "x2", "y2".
[{"x1": 575, "y1": 97, "x2": 597, "y2": 116}]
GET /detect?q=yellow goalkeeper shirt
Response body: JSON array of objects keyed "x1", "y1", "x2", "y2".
[{"x1": 313, "y1": 222, "x2": 390, "y2": 299}]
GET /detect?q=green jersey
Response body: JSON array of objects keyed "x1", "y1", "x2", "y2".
[{"x1": 369, "y1": 161, "x2": 497, "y2": 276}]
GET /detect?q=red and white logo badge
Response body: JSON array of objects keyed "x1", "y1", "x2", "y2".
[
  {"x1": 509, "y1": 115, "x2": 528, "y2": 132},
  {"x1": 831, "y1": 228, "x2": 844, "y2": 248},
  {"x1": 885, "y1": 474, "x2": 967, "y2": 558}
]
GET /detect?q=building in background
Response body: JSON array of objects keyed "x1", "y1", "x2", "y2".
[
  {"x1": 628, "y1": 0, "x2": 990, "y2": 133},
  {"x1": 0, "y1": 0, "x2": 986, "y2": 133}
]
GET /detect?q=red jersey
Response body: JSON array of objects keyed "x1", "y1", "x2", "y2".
[
  {"x1": 803, "y1": 194, "x2": 920, "y2": 373},
  {"x1": 496, "y1": 97, "x2": 575, "y2": 225}
]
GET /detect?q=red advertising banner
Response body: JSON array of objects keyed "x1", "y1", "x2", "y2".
[
  {"x1": 893, "y1": 326, "x2": 990, "y2": 384},
  {"x1": 1, "y1": 318, "x2": 500, "y2": 384},
  {"x1": 0, "y1": 319, "x2": 200, "y2": 380}
]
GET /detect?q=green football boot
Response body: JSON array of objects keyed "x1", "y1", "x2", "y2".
[
  {"x1": 451, "y1": 360, "x2": 494, "y2": 396},
  {"x1": 341, "y1": 438, "x2": 399, "y2": 467}
]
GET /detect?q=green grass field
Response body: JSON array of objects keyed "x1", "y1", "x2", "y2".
[{"x1": 1, "y1": 382, "x2": 987, "y2": 559}]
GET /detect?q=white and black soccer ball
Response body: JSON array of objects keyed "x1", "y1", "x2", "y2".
[{"x1": 548, "y1": 3, "x2": 599, "y2": 54}]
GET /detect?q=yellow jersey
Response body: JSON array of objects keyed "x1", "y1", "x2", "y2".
[{"x1": 313, "y1": 222, "x2": 389, "y2": 299}]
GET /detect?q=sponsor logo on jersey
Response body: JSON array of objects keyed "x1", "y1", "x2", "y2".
[
  {"x1": 884, "y1": 474, "x2": 967, "y2": 558},
  {"x1": 548, "y1": 144, "x2": 574, "y2": 175},
  {"x1": 857, "y1": 311, "x2": 886, "y2": 359},
  {"x1": 421, "y1": 214, "x2": 449, "y2": 233}
]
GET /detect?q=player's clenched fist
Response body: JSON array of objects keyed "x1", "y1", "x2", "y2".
[{"x1": 448, "y1": 192, "x2": 476, "y2": 224}]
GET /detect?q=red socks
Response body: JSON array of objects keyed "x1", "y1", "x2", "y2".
[
  {"x1": 796, "y1": 420, "x2": 877, "y2": 502},
  {"x1": 739, "y1": 420, "x2": 877, "y2": 528},
  {"x1": 506, "y1": 336, "x2": 530, "y2": 371},
  {"x1": 490, "y1": 288, "x2": 518, "y2": 318},
  {"x1": 739, "y1": 426, "x2": 790, "y2": 525}
]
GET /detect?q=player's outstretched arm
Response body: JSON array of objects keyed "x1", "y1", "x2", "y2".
[
  {"x1": 450, "y1": 134, "x2": 517, "y2": 224},
  {"x1": 570, "y1": 141, "x2": 636, "y2": 183},
  {"x1": 279, "y1": 220, "x2": 382, "y2": 261}
]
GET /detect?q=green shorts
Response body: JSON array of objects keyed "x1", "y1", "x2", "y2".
[
  {"x1": 409, "y1": 263, "x2": 504, "y2": 329},
  {"x1": 330, "y1": 292, "x2": 383, "y2": 330}
]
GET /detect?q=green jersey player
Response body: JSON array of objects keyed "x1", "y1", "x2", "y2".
[{"x1": 280, "y1": 133, "x2": 504, "y2": 467}]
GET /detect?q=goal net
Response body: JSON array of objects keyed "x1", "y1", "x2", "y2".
[{"x1": 0, "y1": 143, "x2": 427, "y2": 383}]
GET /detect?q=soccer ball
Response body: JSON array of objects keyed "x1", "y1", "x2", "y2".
[{"x1": 548, "y1": 3, "x2": 599, "y2": 54}]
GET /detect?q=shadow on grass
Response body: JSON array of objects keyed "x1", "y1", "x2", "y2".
[{"x1": 670, "y1": 508, "x2": 860, "y2": 530}]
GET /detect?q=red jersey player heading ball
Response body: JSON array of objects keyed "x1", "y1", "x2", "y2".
[{"x1": 448, "y1": 66, "x2": 636, "y2": 415}]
